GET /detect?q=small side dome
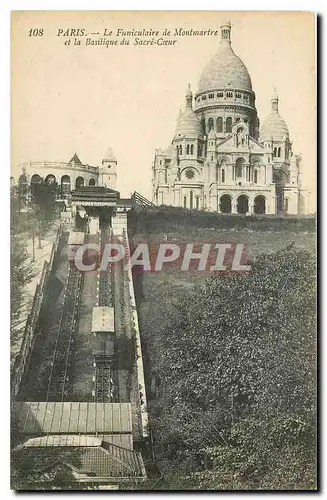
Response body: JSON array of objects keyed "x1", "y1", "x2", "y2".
[
  {"x1": 174, "y1": 84, "x2": 203, "y2": 138},
  {"x1": 260, "y1": 91, "x2": 289, "y2": 141}
]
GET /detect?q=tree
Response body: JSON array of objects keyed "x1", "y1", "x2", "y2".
[
  {"x1": 31, "y1": 180, "x2": 59, "y2": 243},
  {"x1": 148, "y1": 248, "x2": 316, "y2": 489},
  {"x1": 11, "y1": 231, "x2": 37, "y2": 327}
]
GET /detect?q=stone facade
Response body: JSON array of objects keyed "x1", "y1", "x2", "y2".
[
  {"x1": 152, "y1": 21, "x2": 303, "y2": 215},
  {"x1": 13, "y1": 149, "x2": 117, "y2": 198}
]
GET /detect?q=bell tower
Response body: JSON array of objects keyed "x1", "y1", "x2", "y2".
[{"x1": 101, "y1": 147, "x2": 117, "y2": 189}]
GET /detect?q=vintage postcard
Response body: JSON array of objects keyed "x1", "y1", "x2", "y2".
[{"x1": 10, "y1": 11, "x2": 316, "y2": 491}]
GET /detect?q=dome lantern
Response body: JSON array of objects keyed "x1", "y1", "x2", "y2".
[
  {"x1": 220, "y1": 20, "x2": 232, "y2": 44},
  {"x1": 271, "y1": 87, "x2": 279, "y2": 112}
]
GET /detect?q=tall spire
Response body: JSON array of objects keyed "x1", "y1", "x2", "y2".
[
  {"x1": 271, "y1": 87, "x2": 279, "y2": 112},
  {"x1": 220, "y1": 20, "x2": 231, "y2": 45},
  {"x1": 185, "y1": 83, "x2": 193, "y2": 109}
]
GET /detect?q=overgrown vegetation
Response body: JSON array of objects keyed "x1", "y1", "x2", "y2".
[
  {"x1": 10, "y1": 180, "x2": 59, "y2": 344},
  {"x1": 129, "y1": 207, "x2": 316, "y2": 235},
  {"x1": 132, "y1": 206, "x2": 317, "y2": 491}
]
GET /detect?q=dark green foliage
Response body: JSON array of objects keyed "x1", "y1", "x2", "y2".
[
  {"x1": 10, "y1": 232, "x2": 36, "y2": 325},
  {"x1": 31, "y1": 180, "x2": 59, "y2": 239},
  {"x1": 128, "y1": 207, "x2": 316, "y2": 235},
  {"x1": 143, "y1": 248, "x2": 316, "y2": 490}
]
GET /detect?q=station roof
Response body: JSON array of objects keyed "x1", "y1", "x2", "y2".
[
  {"x1": 92, "y1": 306, "x2": 115, "y2": 333},
  {"x1": 68, "y1": 231, "x2": 85, "y2": 246},
  {"x1": 13, "y1": 402, "x2": 132, "y2": 435},
  {"x1": 71, "y1": 186, "x2": 119, "y2": 207},
  {"x1": 13, "y1": 438, "x2": 145, "y2": 480},
  {"x1": 20, "y1": 433, "x2": 133, "y2": 450}
]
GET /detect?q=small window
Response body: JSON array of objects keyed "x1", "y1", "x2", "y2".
[
  {"x1": 273, "y1": 147, "x2": 277, "y2": 157},
  {"x1": 217, "y1": 117, "x2": 223, "y2": 133},
  {"x1": 159, "y1": 160, "x2": 162, "y2": 165},
  {"x1": 209, "y1": 93, "x2": 214, "y2": 99},
  {"x1": 217, "y1": 92, "x2": 224, "y2": 98},
  {"x1": 226, "y1": 91, "x2": 233, "y2": 98},
  {"x1": 235, "y1": 92, "x2": 242, "y2": 99},
  {"x1": 268, "y1": 157, "x2": 270, "y2": 163},
  {"x1": 226, "y1": 117, "x2": 232, "y2": 133},
  {"x1": 202, "y1": 95, "x2": 207, "y2": 100},
  {"x1": 186, "y1": 144, "x2": 190, "y2": 155},
  {"x1": 278, "y1": 147, "x2": 281, "y2": 157},
  {"x1": 285, "y1": 199, "x2": 289, "y2": 212},
  {"x1": 254, "y1": 170, "x2": 258, "y2": 184},
  {"x1": 183, "y1": 195, "x2": 187, "y2": 208},
  {"x1": 190, "y1": 144, "x2": 194, "y2": 155},
  {"x1": 244, "y1": 118, "x2": 248, "y2": 124},
  {"x1": 221, "y1": 169, "x2": 225, "y2": 183},
  {"x1": 236, "y1": 117, "x2": 240, "y2": 122}
]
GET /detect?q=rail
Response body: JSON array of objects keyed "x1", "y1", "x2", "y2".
[{"x1": 45, "y1": 265, "x2": 84, "y2": 401}]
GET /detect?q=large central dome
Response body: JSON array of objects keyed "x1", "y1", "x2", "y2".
[{"x1": 198, "y1": 21, "x2": 252, "y2": 92}]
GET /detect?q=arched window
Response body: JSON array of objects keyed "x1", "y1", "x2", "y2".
[
  {"x1": 89, "y1": 178, "x2": 96, "y2": 186},
  {"x1": 183, "y1": 195, "x2": 187, "y2": 209},
  {"x1": 221, "y1": 169, "x2": 225, "y2": 183},
  {"x1": 61, "y1": 175, "x2": 71, "y2": 195},
  {"x1": 208, "y1": 118, "x2": 214, "y2": 131},
  {"x1": 45, "y1": 174, "x2": 56, "y2": 185},
  {"x1": 226, "y1": 117, "x2": 232, "y2": 133},
  {"x1": 254, "y1": 170, "x2": 258, "y2": 184},
  {"x1": 235, "y1": 158, "x2": 244, "y2": 178},
  {"x1": 217, "y1": 117, "x2": 223, "y2": 133},
  {"x1": 273, "y1": 147, "x2": 277, "y2": 157},
  {"x1": 201, "y1": 118, "x2": 206, "y2": 135},
  {"x1": 75, "y1": 177, "x2": 84, "y2": 188},
  {"x1": 278, "y1": 147, "x2": 281, "y2": 157},
  {"x1": 186, "y1": 144, "x2": 190, "y2": 155},
  {"x1": 190, "y1": 191, "x2": 193, "y2": 210},
  {"x1": 190, "y1": 144, "x2": 194, "y2": 155},
  {"x1": 196, "y1": 197, "x2": 199, "y2": 210}
]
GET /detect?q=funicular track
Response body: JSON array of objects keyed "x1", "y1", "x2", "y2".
[
  {"x1": 94, "y1": 223, "x2": 115, "y2": 403},
  {"x1": 46, "y1": 263, "x2": 84, "y2": 401},
  {"x1": 111, "y1": 225, "x2": 134, "y2": 402},
  {"x1": 98, "y1": 225, "x2": 113, "y2": 307},
  {"x1": 94, "y1": 341, "x2": 113, "y2": 403}
]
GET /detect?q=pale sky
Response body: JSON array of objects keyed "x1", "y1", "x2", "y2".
[{"x1": 11, "y1": 11, "x2": 316, "y2": 211}]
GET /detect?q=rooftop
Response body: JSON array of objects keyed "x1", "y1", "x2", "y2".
[
  {"x1": 14, "y1": 402, "x2": 133, "y2": 435},
  {"x1": 92, "y1": 306, "x2": 115, "y2": 334}
]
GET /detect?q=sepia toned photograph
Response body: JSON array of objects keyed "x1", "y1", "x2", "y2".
[{"x1": 10, "y1": 10, "x2": 316, "y2": 491}]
